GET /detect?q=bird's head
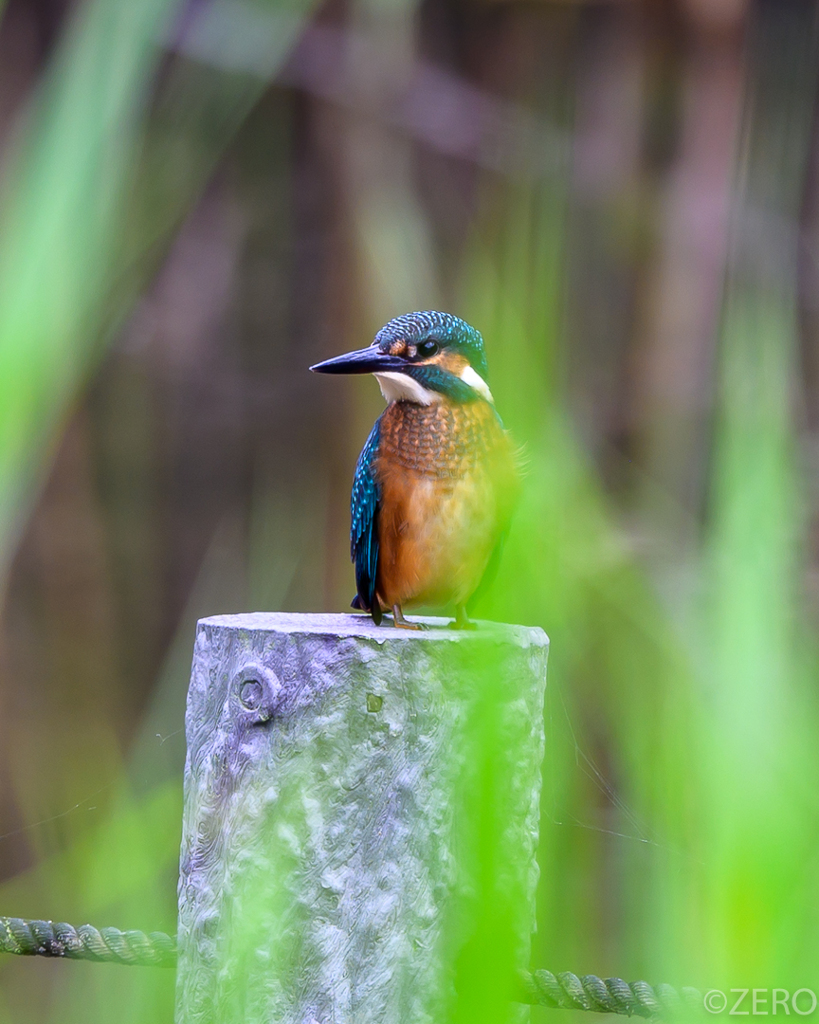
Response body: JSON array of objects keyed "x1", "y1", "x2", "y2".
[{"x1": 310, "y1": 311, "x2": 493, "y2": 406}]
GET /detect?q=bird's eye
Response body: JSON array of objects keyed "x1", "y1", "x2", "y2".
[{"x1": 417, "y1": 340, "x2": 438, "y2": 358}]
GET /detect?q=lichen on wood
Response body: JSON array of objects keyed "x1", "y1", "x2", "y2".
[{"x1": 176, "y1": 612, "x2": 548, "y2": 1024}]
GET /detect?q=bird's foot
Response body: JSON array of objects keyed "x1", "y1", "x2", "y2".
[
  {"x1": 392, "y1": 605, "x2": 425, "y2": 630},
  {"x1": 449, "y1": 605, "x2": 477, "y2": 630}
]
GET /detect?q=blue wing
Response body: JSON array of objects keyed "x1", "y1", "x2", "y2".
[{"x1": 351, "y1": 417, "x2": 382, "y2": 615}]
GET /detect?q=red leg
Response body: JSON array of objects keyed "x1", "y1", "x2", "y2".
[
  {"x1": 392, "y1": 604, "x2": 423, "y2": 630},
  {"x1": 449, "y1": 604, "x2": 477, "y2": 630}
]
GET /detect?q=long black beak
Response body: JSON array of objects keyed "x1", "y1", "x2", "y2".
[{"x1": 310, "y1": 345, "x2": 407, "y2": 375}]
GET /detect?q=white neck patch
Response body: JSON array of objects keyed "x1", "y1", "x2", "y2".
[
  {"x1": 460, "y1": 365, "x2": 494, "y2": 404},
  {"x1": 373, "y1": 372, "x2": 441, "y2": 406}
]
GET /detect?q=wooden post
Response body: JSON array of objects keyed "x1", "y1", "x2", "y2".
[{"x1": 175, "y1": 613, "x2": 548, "y2": 1024}]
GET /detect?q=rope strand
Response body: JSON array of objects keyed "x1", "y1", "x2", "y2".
[
  {"x1": 0, "y1": 916, "x2": 704, "y2": 1018},
  {"x1": 519, "y1": 967, "x2": 703, "y2": 1018},
  {"x1": 0, "y1": 917, "x2": 176, "y2": 967}
]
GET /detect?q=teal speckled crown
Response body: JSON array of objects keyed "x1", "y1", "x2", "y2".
[{"x1": 374, "y1": 311, "x2": 488, "y2": 383}]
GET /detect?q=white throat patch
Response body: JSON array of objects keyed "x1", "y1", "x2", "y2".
[
  {"x1": 373, "y1": 372, "x2": 441, "y2": 406},
  {"x1": 460, "y1": 365, "x2": 494, "y2": 404}
]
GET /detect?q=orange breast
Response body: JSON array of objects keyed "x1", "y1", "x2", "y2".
[{"x1": 373, "y1": 400, "x2": 518, "y2": 610}]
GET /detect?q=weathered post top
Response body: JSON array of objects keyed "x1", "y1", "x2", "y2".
[{"x1": 176, "y1": 612, "x2": 548, "y2": 1024}]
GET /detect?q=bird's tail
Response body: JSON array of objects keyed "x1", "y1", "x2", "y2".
[{"x1": 351, "y1": 593, "x2": 382, "y2": 625}]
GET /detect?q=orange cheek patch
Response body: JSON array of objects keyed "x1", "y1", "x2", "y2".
[{"x1": 437, "y1": 352, "x2": 468, "y2": 375}]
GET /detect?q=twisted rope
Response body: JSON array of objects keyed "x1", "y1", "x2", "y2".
[
  {"x1": 0, "y1": 917, "x2": 176, "y2": 967},
  {"x1": 0, "y1": 918, "x2": 705, "y2": 1018},
  {"x1": 520, "y1": 968, "x2": 703, "y2": 1019}
]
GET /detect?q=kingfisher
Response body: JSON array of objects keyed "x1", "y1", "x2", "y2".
[{"x1": 310, "y1": 311, "x2": 519, "y2": 629}]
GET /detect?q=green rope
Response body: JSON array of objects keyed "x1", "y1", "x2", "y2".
[
  {"x1": 0, "y1": 917, "x2": 176, "y2": 968},
  {"x1": 520, "y1": 967, "x2": 703, "y2": 1018},
  {"x1": 0, "y1": 917, "x2": 703, "y2": 1018}
]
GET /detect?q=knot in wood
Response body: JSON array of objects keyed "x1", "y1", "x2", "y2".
[{"x1": 231, "y1": 662, "x2": 281, "y2": 723}]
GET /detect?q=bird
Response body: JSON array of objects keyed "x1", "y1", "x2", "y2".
[{"x1": 310, "y1": 311, "x2": 519, "y2": 630}]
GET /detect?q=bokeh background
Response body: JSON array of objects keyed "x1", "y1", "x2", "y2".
[{"x1": 0, "y1": 0, "x2": 818, "y2": 1020}]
